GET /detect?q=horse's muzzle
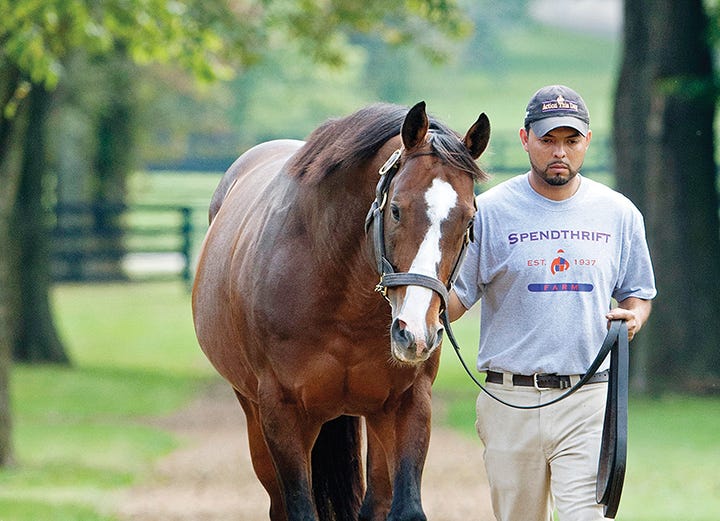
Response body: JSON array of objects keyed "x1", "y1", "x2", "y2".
[{"x1": 390, "y1": 317, "x2": 444, "y2": 364}]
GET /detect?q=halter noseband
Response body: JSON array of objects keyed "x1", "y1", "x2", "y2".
[{"x1": 364, "y1": 149, "x2": 474, "y2": 311}]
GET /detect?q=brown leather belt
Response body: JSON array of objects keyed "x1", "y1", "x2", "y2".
[{"x1": 486, "y1": 369, "x2": 609, "y2": 389}]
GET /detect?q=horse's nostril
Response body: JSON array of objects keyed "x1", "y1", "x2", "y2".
[{"x1": 391, "y1": 318, "x2": 414, "y2": 348}]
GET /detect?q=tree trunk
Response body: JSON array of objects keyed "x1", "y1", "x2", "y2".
[
  {"x1": 12, "y1": 83, "x2": 69, "y2": 364},
  {"x1": 613, "y1": 0, "x2": 654, "y2": 391},
  {"x1": 614, "y1": 0, "x2": 720, "y2": 393},
  {"x1": 0, "y1": 63, "x2": 27, "y2": 466}
]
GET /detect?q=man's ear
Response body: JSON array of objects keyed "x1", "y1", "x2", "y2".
[{"x1": 519, "y1": 127, "x2": 530, "y2": 152}]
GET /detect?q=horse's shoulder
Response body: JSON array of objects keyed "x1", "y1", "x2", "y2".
[{"x1": 209, "y1": 140, "x2": 305, "y2": 223}]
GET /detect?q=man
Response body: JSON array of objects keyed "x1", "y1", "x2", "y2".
[{"x1": 448, "y1": 85, "x2": 656, "y2": 521}]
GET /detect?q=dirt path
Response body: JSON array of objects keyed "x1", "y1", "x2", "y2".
[{"x1": 115, "y1": 383, "x2": 494, "y2": 521}]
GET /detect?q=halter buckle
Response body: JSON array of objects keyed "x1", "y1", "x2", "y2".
[
  {"x1": 379, "y1": 149, "x2": 402, "y2": 176},
  {"x1": 375, "y1": 280, "x2": 389, "y2": 301}
]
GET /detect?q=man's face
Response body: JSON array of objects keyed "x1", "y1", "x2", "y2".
[{"x1": 520, "y1": 126, "x2": 592, "y2": 186}]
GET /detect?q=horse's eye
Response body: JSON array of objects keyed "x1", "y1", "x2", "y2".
[{"x1": 390, "y1": 204, "x2": 401, "y2": 222}]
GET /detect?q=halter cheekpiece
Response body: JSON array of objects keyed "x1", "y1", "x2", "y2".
[{"x1": 364, "y1": 149, "x2": 473, "y2": 311}]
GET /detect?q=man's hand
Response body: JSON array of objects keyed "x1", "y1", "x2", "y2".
[{"x1": 606, "y1": 297, "x2": 652, "y2": 341}]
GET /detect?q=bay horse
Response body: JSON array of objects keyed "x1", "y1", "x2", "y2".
[{"x1": 192, "y1": 102, "x2": 490, "y2": 521}]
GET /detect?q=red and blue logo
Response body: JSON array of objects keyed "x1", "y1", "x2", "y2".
[
  {"x1": 550, "y1": 249, "x2": 570, "y2": 275},
  {"x1": 528, "y1": 248, "x2": 594, "y2": 292}
]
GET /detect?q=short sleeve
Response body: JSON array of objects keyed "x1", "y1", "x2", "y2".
[
  {"x1": 453, "y1": 214, "x2": 484, "y2": 310},
  {"x1": 613, "y1": 207, "x2": 657, "y2": 302}
]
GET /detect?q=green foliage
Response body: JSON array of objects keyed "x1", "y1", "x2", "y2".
[
  {"x1": 128, "y1": 171, "x2": 221, "y2": 207},
  {"x1": 262, "y1": 0, "x2": 470, "y2": 65},
  {"x1": 0, "y1": 0, "x2": 254, "y2": 87},
  {"x1": 0, "y1": 0, "x2": 470, "y2": 92}
]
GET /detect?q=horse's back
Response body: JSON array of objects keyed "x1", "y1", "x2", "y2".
[
  {"x1": 209, "y1": 139, "x2": 304, "y2": 222},
  {"x1": 193, "y1": 139, "x2": 304, "y2": 389}
]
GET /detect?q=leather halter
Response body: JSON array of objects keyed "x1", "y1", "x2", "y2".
[{"x1": 364, "y1": 149, "x2": 473, "y2": 310}]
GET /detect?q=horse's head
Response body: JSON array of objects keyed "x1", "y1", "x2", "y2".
[{"x1": 368, "y1": 101, "x2": 490, "y2": 365}]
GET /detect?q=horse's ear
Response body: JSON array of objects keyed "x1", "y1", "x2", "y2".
[
  {"x1": 463, "y1": 113, "x2": 490, "y2": 159},
  {"x1": 401, "y1": 101, "x2": 429, "y2": 152}
]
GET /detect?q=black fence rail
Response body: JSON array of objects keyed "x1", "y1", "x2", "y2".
[{"x1": 52, "y1": 203, "x2": 203, "y2": 285}]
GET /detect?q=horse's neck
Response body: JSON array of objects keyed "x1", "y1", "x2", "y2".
[{"x1": 297, "y1": 167, "x2": 377, "y2": 282}]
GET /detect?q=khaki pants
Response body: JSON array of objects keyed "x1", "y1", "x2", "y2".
[{"x1": 475, "y1": 380, "x2": 607, "y2": 521}]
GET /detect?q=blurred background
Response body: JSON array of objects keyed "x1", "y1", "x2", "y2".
[{"x1": 0, "y1": 0, "x2": 719, "y2": 519}]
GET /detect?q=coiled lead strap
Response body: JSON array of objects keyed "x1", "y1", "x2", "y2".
[{"x1": 596, "y1": 320, "x2": 629, "y2": 518}]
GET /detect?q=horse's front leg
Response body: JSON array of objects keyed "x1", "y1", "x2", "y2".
[
  {"x1": 366, "y1": 380, "x2": 433, "y2": 521},
  {"x1": 359, "y1": 426, "x2": 393, "y2": 521},
  {"x1": 258, "y1": 386, "x2": 321, "y2": 521},
  {"x1": 236, "y1": 391, "x2": 286, "y2": 520}
]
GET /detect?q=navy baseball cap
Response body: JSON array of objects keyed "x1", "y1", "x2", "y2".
[{"x1": 524, "y1": 85, "x2": 590, "y2": 137}]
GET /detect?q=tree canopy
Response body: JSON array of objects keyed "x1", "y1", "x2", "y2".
[{"x1": 0, "y1": 0, "x2": 470, "y2": 92}]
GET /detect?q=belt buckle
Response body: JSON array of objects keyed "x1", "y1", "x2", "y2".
[{"x1": 533, "y1": 373, "x2": 551, "y2": 391}]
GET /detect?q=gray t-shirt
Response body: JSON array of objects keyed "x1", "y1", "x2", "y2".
[{"x1": 454, "y1": 173, "x2": 656, "y2": 375}]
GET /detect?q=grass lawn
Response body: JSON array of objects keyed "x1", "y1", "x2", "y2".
[{"x1": 1, "y1": 282, "x2": 217, "y2": 520}]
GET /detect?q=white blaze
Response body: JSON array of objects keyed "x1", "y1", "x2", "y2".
[{"x1": 396, "y1": 179, "x2": 457, "y2": 337}]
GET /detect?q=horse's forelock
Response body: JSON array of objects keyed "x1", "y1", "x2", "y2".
[{"x1": 427, "y1": 127, "x2": 488, "y2": 183}]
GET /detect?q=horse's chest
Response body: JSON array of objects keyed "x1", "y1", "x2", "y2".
[{"x1": 293, "y1": 353, "x2": 417, "y2": 416}]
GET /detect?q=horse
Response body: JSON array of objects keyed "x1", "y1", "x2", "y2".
[{"x1": 192, "y1": 101, "x2": 490, "y2": 521}]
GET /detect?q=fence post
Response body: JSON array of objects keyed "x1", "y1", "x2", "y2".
[{"x1": 180, "y1": 207, "x2": 193, "y2": 287}]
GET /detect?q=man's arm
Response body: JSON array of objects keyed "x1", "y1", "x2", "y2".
[
  {"x1": 606, "y1": 297, "x2": 652, "y2": 341},
  {"x1": 448, "y1": 289, "x2": 469, "y2": 322}
]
